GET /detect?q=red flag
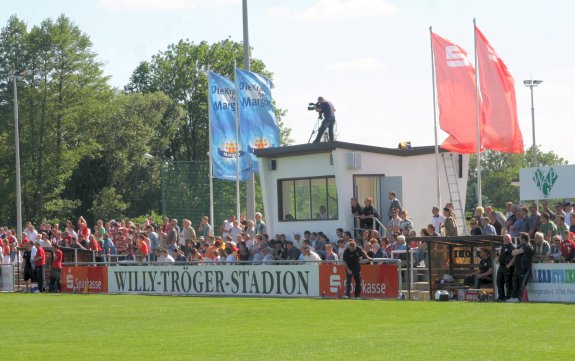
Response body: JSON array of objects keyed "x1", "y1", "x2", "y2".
[
  {"x1": 432, "y1": 32, "x2": 480, "y2": 153},
  {"x1": 475, "y1": 26, "x2": 524, "y2": 153}
]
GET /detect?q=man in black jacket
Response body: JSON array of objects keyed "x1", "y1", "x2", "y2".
[
  {"x1": 343, "y1": 240, "x2": 371, "y2": 299},
  {"x1": 496, "y1": 234, "x2": 515, "y2": 301},
  {"x1": 508, "y1": 232, "x2": 534, "y2": 303}
]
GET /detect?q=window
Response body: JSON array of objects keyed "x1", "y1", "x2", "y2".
[{"x1": 278, "y1": 176, "x2": 338, "y2": 221}]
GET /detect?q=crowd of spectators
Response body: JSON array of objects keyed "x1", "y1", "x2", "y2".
[
  {"x1": 465, "y1": 201, "x2": 575, "y2": 263},
  {"x1": 2, "y1": 196, "x2": 574, "y2": 295}
]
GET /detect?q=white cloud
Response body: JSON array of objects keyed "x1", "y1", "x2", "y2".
[
  {"x1": 269, "y1": 0, "x2": 397, "y2": 22},
  {"x1": 98, "y1": 0, "x2": 238, "y2": 12},
  {"x1": 326, "y1": 57, "x2": 386, "y2": 72}
]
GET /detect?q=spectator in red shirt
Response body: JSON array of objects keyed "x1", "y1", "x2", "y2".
[
  {"x1": 560, "y1": 233, "x2": 575, "y2": 262},
  {"x1": 33, "y1": 242, "x2": 46, "y2": 292},
  {"x1": 88, "y1": 235, "x2": 102, "y2": 252},
  {"x1": 78, "y1": 216, "x2": 90, "y2": 240},
  {"x1": 49, "y1": 244, "x2": 63, "y2": 292},
  {"x1": 136, "y1": 234, "x2": 149, "y2": 262}
]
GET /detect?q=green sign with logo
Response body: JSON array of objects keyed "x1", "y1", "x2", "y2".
[{"x1": 532, "y1": 167, "x2": 558, "y2": 198}]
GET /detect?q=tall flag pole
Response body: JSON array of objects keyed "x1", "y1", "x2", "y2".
[
  {"x1": 242, "y1": 0, "x2": 256, "y2": 220},
  {"x1": 473, "y1": 18, "x2": 483, "y2": 208},
  {"x1": 233, "y1": 62, "x2": 241, "y2": 219},
  {"x1": 207, "y1": 67, "x2": 215, "y2": 231},
  {"x1": 429, "y1": 26, "x2": 441, "y2": 208}
]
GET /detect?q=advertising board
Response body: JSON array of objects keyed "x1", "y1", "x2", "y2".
[
  {"x1": 319, "y1": 263, "x2": 399, "y2": 299},
  {"x1": 61, "y1": 266, "x2": 108, "y2": 293},
  {"x1": 526, "y1": 263, "x2": 575, "y2": 303},
  {"x1": 107, "y1": 264, "x2": 319, "y2": 297}
]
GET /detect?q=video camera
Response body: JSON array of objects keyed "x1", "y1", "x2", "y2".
[{"x1": 307, "y1": 102, "x2": 319, "y2": 111}]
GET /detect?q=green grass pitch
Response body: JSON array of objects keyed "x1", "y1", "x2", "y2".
[{"x1": 2, "y1": 293, "x2": 570, "y2": 360}]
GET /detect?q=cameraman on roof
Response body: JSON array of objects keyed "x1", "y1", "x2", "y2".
[{"x1": 312, "y1": 96, "x2": 336, "y2": 143}]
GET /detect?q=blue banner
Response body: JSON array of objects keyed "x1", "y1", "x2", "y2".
[
  {"x1": 235, "y1": 68, "x2": 280, "y2": 173},
  {"x1": 208, "y1": 71, "x2": 250, "y2": 181}
]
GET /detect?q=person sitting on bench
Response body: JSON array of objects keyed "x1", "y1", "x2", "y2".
[{"x1": 465, "y1": 248, "x2": 493, "y2": 288}]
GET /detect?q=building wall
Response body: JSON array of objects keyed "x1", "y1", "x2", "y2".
[{"x1": 258, "y1": 148, "x2": 469, "y2": 242}]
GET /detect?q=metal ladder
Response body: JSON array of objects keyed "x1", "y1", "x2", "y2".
[{"x1": 442, "y1": 154, "x2": 468, "y2": 235}]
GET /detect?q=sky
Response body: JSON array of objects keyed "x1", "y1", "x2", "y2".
[{"x1": 3, "y1": 0, "x2": 574, "y2": 162}]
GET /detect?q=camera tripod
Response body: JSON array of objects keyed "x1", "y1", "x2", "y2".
[
  {"x1": 307, "y1": 117, "x2": 338, "y2": 143},
  {"x1": 307, "y1": 117, "x2": 323, "y2": 143}
]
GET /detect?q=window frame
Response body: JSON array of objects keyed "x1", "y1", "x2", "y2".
[{"x1": 277, "y1": 175, "x2": 338, "y2": 222}]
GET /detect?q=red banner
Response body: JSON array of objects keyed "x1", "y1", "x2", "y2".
[
  {"x1": 475, "y1": 26, "x2": 523, "y2": 153},
  {"x1": 61, "y1": 266, "x2": 108, "y2": 293},
  {"x1": 432, "y1": 32, "x2": 480, "y2": 154},
  {"x1": 319, "y1": 263, "x2": 398, "y2": 299}
]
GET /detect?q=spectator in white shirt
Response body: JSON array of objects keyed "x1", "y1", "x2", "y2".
[
  {"x1": 157, "y1": 249, "x2": 175, "y2": 263},
  {"x1": 431, "y1": 207, "x2": 445, "y2": 233}
]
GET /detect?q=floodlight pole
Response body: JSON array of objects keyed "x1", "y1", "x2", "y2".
[
  {"x1": 524, "y1": 78, "x2": 542, "y2": 168},
  {"x1": 11, "y1": 69, "x2": 25, "y2": 241}
]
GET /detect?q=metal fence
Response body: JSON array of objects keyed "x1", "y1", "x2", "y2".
[{"x1": 161, "y1": 161, "x2": 259, "y2": 225}]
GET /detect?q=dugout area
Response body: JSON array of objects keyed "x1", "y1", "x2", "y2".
[{"x1": 405, "y1": 235, "x2": 504, "y2": 301}]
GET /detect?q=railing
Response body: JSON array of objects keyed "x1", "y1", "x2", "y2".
[
  {"x1": 353, "y1": 216, "x2": 388, "y2": 237},
  {"x1": 62, "y1": 258, "x2": 401, "y2": 267}
]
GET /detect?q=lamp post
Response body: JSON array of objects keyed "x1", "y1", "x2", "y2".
[
  {"x1": 10, "y1": 69, "x2": 26, "y2": 242},
  {"x1": 523, "y1": 78, "x2": 543, "y2": 168}
]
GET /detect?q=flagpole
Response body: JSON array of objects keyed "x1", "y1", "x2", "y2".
[
  {"x1": 473, "y1": 18, "x2": 482, "y2": 207},
  {"x1": 207, "y1": 69, "x2": 215, "y2": 231},
  {"x1": 429, "y1": 26, "x2": 441, "y2": 208},
  {"x1": 243, "y1": 0, "x2": 256, "y2": 220},
  {"x1": 233, "y1": 62, "x2": 241, "y2": 219}
]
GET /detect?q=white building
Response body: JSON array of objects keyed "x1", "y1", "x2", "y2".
[{"x1": 255, "y1": 141, "x2": 469, "y2": 242}]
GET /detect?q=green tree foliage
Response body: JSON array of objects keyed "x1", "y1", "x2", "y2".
[
  {"x1": 0, "y1": 15, "x2": 290, "y2": 228},
  {"x1": 0, "y1": 14, "x2": 112, "y2": 225},
  {"x1": 466, "y1": 147, "x2": 568, "y2": 209},
  {"x1": 89, "y1": 187, "x2": 128, "y2": 221},
  {"x1": 67, "y1": 91, "x2": 184, "y2": 220}
]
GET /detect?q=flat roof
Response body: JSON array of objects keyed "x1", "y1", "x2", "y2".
[{"x1": 254, "y1": 141, "x2": 449, "y2": 158}]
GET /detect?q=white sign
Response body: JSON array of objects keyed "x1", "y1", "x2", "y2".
[
  {"x1": 108, "y1": 264, "x2": 319, "y2": 297},
  {"x1": 1, "y1": 265, "x2": 14, "y2": 292},
  {"x1": 520, "y1": 165, "x2": 575, "y2": 200},
  {"x1": 527, "y1": 263, "x2": 575, "y2": 303}
]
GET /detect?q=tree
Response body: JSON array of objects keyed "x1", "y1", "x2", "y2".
[
  {"x1": 0, "y1": 15, "x2": 112, "y2": 225},
  {"x1": 89, "y1": 187, "x2": 128, "y2": 221},
  {"x1": 466, "y1": 147, "x2": 568, "y2": 209}
]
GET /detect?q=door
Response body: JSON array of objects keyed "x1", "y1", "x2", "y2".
[{"x1": 379, "y1": 176, "x2": 403, "y2": 220}]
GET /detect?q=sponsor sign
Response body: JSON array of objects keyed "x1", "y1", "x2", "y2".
[
  {"x1": 107, "y1": 264, "x2": 319, "y2": 297},
  {"x1": 61, "y1": 266, "x2": 108, "y2": 293},
  {"x1": 1, "y1": 265, "x2": 15, "y2": 292},
  {"x1": 527, "y1": 263, "x2": 575, "y2": 303},
  {"x1": 520, "y1": 165, "x2": 575, "y2": 200},
  {"x1": 319, "y1": 263, "x2": 399, "y2": 299}
]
